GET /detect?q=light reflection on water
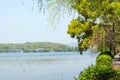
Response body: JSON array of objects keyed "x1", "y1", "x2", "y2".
[{"x1": 0, "y1": 52, "x2": 97, "y2": 80}]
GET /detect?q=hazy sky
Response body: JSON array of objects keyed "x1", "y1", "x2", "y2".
[{"x1": 0, "y1": 0, "x2": 77, "y2": 44}]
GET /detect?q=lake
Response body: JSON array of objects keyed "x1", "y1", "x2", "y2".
[{"x1": 0, "y1": 52, "x2": 97, "y2": 80}]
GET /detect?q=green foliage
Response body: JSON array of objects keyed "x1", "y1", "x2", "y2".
[
  {"x1": 109, "y1": 71, "x2": 120, "y2": 80},
  {"x1": 0, "y1": 42, "x2": 77, "y2": 52},
  {"x1": 95, "y1": 66, "x2": 117, "y2": 80},
  {"x1": 97, "y1": 51, "x2": 114, "y2": 58},
  {"x1": 67, "y1": 0, "x2": 120, "y2": 54},
  {"x1": 38, "y1": 0, "x2": 74, "y2": 12},
  {"x1": 67, "y1": 18, "x2": 93, "y2": 53},
  {"x1": 76, "y1": 65, "x2": 96, "y2": 80},
  {"x1": 97, "y1": 42, "x2": 110, "y2": 52},
  {"x1": 77, "y1": 51, "x2": 120, "y2": 80},
  {"x1": 76, "y1": 65, "x2": 117, "y2": 80},
  {"x1": 38, "y1": 0, "x2": 75, "y2": 25},
  {"x1": 38, "y1": 0, "x2": 120, "y2": 53},
  {"x1": 96, "y1": 54, "x2": 112, "y2": 68}
]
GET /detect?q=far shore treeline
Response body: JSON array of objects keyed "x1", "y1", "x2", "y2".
[{"x1": 0, "y1": 42, "x2": 78, "y2": 53}]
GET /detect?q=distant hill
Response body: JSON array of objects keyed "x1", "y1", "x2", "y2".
[{"x1": 0, "y1": 42, "x2": 78, "y2": 52}]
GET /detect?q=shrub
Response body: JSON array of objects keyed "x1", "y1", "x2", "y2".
[
  {"x1": 76, "y1": 51, "x2": 118, "y2": 80},
  {"x1": 76, "y1": 65, "x2": 117, "y2": 80},
  {"x1": 108, "y1": 71, "x2": 120, "y2": 80},
  {"x1": 75, "y1": 65, "x2": 96, "y2": 80},
  {"x1": 95, "y1": 66, "x2": 116, "y2": 80},
  {"x1": 96, "y1": 54, "x2": 112, "y2": 67},
  {"x1": 97, "y1": 51, "x2": 114, "y2": 58}
]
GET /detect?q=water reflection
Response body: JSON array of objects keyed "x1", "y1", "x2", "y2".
[{"x1": 0, "y1": 52, "x2": 96, "y2": 80}]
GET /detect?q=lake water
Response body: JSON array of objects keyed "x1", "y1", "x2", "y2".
[{"x1": 0, "y1": 52, "x2": 97, "y2": 80}]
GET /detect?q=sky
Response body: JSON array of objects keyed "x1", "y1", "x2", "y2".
[{"x1": 0, "y1": 0, "x2": 77, "y2": 44}]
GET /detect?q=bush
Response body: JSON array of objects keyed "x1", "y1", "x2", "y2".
[
  {"x1": 108, "y1": 71, "x2": 120, "y2": 80},
  {"x1": 76, "y1": 65, "x2": 117, "y2": 80},
  {"x1": 76, "y1": 51, "x2": 119, "y2": 80},
  {"x1": 76, "y1": 65, "x2": 96, "y2": 80},
  {"x1": 96, "y1": 54, "x2": 112, "y2": 67},
  {"x1": 95, "y1": 66, "x2": 116, "y2": 80},
  {"x1": 97, "y1": 51, "x2": 114, "y2": 58}
]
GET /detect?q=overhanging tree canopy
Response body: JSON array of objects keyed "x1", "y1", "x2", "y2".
[
  {"x1": 38, "y1": 0, "x2": 120, "y2": 54},
  {"x1": 67, "y1": 0, "x2": 120, "y2": 54}
]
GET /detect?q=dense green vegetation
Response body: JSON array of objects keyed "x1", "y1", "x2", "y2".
[
  {"x1": 67, "y1": 0, "x2": 120, "y2": 54},
  {"x1": 66, "y1": 1, "x2": 120, "y2": 78},
  {"x1": 97, "y1": 51, "x2": 114, "y2": 59},
  {"x1": 76, "y1": 51, "x2": 120, "y2": 80},
  {"x1": 0, "y1": 42, "x2": 77, "y2": 52},
  {"x1": 38, "y1": 0, "x2": 120, "y2": 54}
]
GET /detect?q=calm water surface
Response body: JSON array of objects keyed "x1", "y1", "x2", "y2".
[{"x1": 0, "y1": 52, "x2": 97, "y2": 80}]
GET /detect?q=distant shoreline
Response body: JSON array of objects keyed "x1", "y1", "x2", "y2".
[
  {"x1": 0, "y1": 42, "x2": 78, "y2": 53},
  {"x1": 0, "y1": 51, "x2": 79, "y2": 53}
]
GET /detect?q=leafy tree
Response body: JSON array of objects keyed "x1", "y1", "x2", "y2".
[
  {"x1": 67, "y1": 0, "x2": 120, "y2": 54},
  {"x1": 37, "y1": 0, "x2": 75, "y2": 25},
  {"x1": 37, "y1": 0, "x2": 120, "y2": 54}
]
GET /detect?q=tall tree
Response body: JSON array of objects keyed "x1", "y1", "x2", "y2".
[
  {"x1": 67, "y1": 0, "x2": 120, "y2": 54},
  {"x1": 38, "y1": 0, "x2": 120, "y2": 54}
]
